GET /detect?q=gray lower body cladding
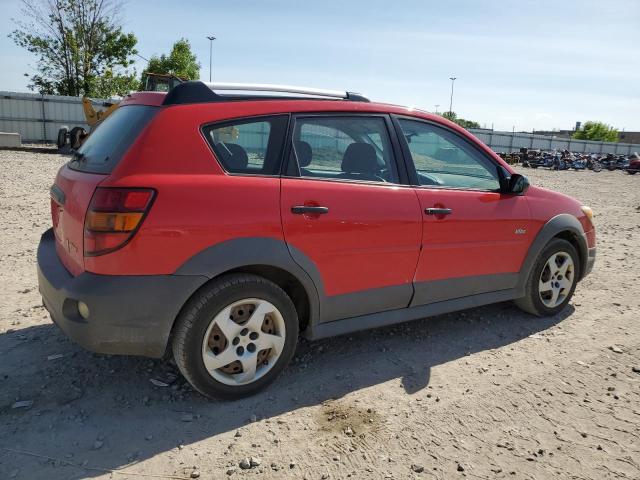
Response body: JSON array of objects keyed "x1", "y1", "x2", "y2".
[
  {"x1": 37, "y1": 229, "x2": 207, "y2": 358},
  {"x1": 37, "y1": 218, "x2": 596, "y2": 355}
]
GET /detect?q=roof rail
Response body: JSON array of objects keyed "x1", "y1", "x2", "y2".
[{"x1": 162, "y1": 81, "x2": 369, "y2": 105}]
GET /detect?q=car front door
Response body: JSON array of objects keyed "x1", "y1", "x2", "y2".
[
  {"x1": 280, "y1": 114, "x2": 422, "y2": 323},
  {"x1": 394, "y1": 117, "x2": 532, "y2": 306}
]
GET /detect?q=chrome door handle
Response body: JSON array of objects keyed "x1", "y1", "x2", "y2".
[
  {"x1": 425, "y1": 207, "x2": 452, "y2": 216},
  {"x1": 291, "y1": 206, "x2": 329, "y2": 215}
]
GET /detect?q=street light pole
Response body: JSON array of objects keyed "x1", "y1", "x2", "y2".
[
  {"x1": 434, "y1": 104, "x2": 440, "y2": 114},
  {"x1": 448, "y1": 76, "x2": 457, "y2": 115},
  {"x1": 206, "y1": 36, "x2": 216, "y2": 81}
]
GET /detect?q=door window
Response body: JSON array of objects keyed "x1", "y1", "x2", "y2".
[
  {"x1": 291, "y1": 116, "x2": 399, "y2": 183},
  {"x1": 203, "y1": 115, "x2": 288, "y2": 175},
  {"x1": 397, "y1": 119, "x2": 500, "y2": 190}
]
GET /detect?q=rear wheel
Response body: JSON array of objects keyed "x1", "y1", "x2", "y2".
[
  {"x1": 515, "y1": 239, "x2": 579, "y2": 316},
  {"x1": 69, "y1": 127, "x2": 83, "y2": 149},
  {"x1": 172, "y1": 274, "x2": 298, "y2": 400},
  {"x1": 56, "y1": 127, "x2": 68, "y2": 149},
  {"x1": 628, "y1": 170, "x2": 637, "y2": 175}
]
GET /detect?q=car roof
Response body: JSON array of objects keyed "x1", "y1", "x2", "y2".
[{"x1": 119, "y1": 90, "x2": 435, "y2": 120}]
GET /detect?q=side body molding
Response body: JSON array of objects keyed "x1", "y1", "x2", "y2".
[
  {"x1": 175, "y1": 237, "x2": 322, "y2": 331},
  {"x1": 515, "y1": 213, "x2": 588, "y2": 295}
]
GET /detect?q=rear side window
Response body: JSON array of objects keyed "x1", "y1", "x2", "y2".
[
  {"x1": 203, "y1": 115, "x2": 289, "y2": 175},
  {"x1": 291, "y1": 116, "x2": 399, "y2": 183},
  {"x1": 69, "y1": 105, "x2": 157, "y2": 174}
]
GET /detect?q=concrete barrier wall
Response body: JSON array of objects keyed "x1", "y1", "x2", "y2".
[{"x1": 0, "y1": 132, "x2": 21, "y2": 147}]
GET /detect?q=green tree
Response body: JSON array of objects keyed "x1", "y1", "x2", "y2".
[
  {"x1": 10, "y1": 0, "x2": 138, "y2": 97},
  {"x1": 142, "y1": 39, "x2": 200, "y2": 84},
  {"x1": 572, "y1": 121, "x2": 619, "y2": 142},
  {"x1": 440, "y1": 111, "x2": 480, "y2": 129},
  {"x1": 92, "y1": 69, "x2": 140, "y2": 97}
]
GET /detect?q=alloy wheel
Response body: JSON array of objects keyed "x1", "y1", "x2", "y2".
[
  {"x1": 538, "y1": 252, "x2": 574, "y2": 308},
  {"x1": 201, "y1": 298, "x2": 286, "y2": 386}
]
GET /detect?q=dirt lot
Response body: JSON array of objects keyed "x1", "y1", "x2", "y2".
[{"x1": 1, "y1": 149, "x2": 639, "y2": 480}]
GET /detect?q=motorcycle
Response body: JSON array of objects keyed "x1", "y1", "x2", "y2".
[{"x1": 586, "y1": 156, "x2": 602, "y2": 172}]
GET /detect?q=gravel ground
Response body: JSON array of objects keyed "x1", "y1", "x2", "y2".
[{"x1": 1, "y1": 149, "x2": 639, "y2": 480}]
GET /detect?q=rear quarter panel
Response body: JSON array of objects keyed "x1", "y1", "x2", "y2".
[{"x1": 85, "y1": 104, "x2": 283, "y2": 275}]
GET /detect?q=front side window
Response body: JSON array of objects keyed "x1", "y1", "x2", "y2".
[
  {"x1": 291, "y1": 116, "x2": 398, "y2": 183},
  {"x1": 203, "y1": 115, "x2": 288, "y2": 175},
  {"x1": 398, "y1": 118, "x2": 500, "y2": 190}
]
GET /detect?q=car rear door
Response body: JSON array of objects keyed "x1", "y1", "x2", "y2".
[
  {"x1": 393, "y1": 116, "x2": 532, "y2": 306},
  {"x1": 280, "y1": 114, "x2": 422, "y2": 323}
]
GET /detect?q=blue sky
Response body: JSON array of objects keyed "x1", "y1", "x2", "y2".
[{"x1": 1, "y1": 0, "x2": 638, "y2": 132}]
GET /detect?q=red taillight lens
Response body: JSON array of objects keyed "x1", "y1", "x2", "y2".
[{"x1": 84, "y1": 187, "x2": 155, "y2": 256}]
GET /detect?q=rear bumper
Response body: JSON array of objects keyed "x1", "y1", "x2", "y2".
[{"x1": 37, "y1": 229, "x2": 207, "y2": 358}]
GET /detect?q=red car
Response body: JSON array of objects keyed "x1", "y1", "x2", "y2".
[{"x1": 38, "y1": 82, "x2": 596, "y2": 399}]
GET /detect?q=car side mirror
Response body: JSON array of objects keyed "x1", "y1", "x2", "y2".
[{"x1": 505, "y1": 173, "x2": 530, "y2": 195}]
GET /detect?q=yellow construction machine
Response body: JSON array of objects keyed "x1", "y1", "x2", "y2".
[{"x1": 57, "y1": 73, "x2": 185, "y2": 150}]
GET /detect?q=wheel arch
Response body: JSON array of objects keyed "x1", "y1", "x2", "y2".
[
  {"x1": 517, "y1": 214, "x2": 588, "y2": 294},
  {"x1": 173, "y1": 237, "x2": 321, "y2": 335}
]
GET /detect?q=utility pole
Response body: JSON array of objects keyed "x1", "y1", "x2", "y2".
[
  {"x1": 434, "y1": 104, "x2": 440, "y2": 114},
  {"x1": 448, "y1": 77, "x2": 457, "y2": 115},
  {"x1": 207, "y1": 35, "x2": 216, "y2": 82}
]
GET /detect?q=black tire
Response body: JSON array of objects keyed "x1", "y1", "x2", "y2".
[
  {"x1": 628, "y1": 170, "x2": 637, "y2": 175},
  {"x1": 56, "y1": 127, "x2": 68, "y2": 149},
  {"x1": 172, "y1": 274, "x2": 298, "y2": 400},
  {"x1": 69, "y1": 127, "x2": 87, "y2": 150},
  {"x1": 514, "y1": 238, "x2": 579, "y2": 317}
]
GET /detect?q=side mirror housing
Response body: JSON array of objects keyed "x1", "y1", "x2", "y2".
[{"x1": 505, "y1": 173, "x2": 530, "y2": 195}]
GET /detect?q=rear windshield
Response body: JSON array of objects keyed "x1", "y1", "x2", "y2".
[{"x1": 68, "y1": 105, "x2": 157, "y2": 174}]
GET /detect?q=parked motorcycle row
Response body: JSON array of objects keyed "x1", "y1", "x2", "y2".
[{"x1": 497, "y1": 149, "x2": 640, "y2": 175}]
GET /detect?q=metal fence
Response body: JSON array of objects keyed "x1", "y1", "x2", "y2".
[
  {"x1": 0, "y1": 91, "x2": 94, "y2": 143},
  {"x1": 1, "y1": 90, "x2": 638, "y2": 155},
  {"x1": 468, "y1": 129, "x2": 639, "y2": 155}
]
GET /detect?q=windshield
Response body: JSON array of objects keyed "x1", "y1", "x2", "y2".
[{"x1": 69, "y1": 105, "x2": 157, "y2": 174}]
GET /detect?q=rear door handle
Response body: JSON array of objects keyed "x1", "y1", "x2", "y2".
[
  {"x1": 291, "y1": 206, "x2": 329, "y2": 215},
  {"x1": 425, "y1": 207, "x2": 452, "y2": 216}
]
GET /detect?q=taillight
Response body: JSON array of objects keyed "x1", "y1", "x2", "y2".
[
  {"x1": 84, "y1": 187, "x2": 155, "y2": 256},
  {"x1": 51, "y1": 198, "x2": 61, "y2": 229}
]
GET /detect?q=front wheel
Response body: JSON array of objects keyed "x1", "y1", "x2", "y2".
[
  {"x1": 514, "y1": 239, "x2": 579, "y2": 316},
  {"x1": 172, "y1": 274, "x2": 298, "y2": 400}
]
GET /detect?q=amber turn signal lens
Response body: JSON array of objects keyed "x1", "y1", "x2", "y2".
[
  {"x1": 580, "y1": 205, "x2": 594, "y2": 221},
  {"x1": 84, "y1": 187, "x2": 155, "y2": 256},
  {"x1": 85, "y1": 211, "x2": 144, "y2": 232}
]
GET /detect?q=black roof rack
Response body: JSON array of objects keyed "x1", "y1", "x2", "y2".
[{"x1": 162, "y1": 81, "x2": 369, "y2": 105}]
